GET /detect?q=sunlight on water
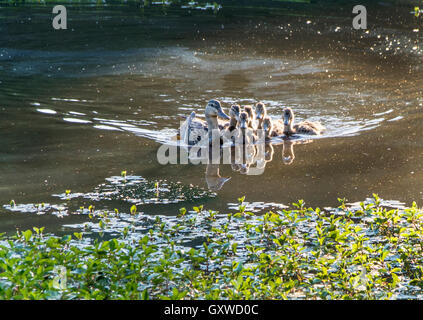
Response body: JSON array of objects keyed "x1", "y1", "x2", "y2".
[
  {"x1": 2, "y1": 4, "x2": 423, "y2": 236},
  {"x1": 36, "y1": 108, "x2": 57, "y2": 115},
  {"x1": 63, "y1": 117, "x2": 92, "y2": 124}
]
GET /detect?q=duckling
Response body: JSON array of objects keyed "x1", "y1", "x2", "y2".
[
  {"x1": 262, "y1": 117, "x2": 275, "y2": 140},
  {"x1": 223, "y1": 104, "x2": 241, "y2": 131},
  {"x1": 179, "y1": 99, "x2": 230, "y2": 145},
  {"x1": 243, "y1": 105, "x2": 257, "y2": 130},
  {"x1": 234, "y1": 111, "x2": 257, "y2": 166},
  {"x1": 281, "y1": 107, "x2": 325, "y2": 136},
  {"x1": 236, "y1": 111, "x2": 257, "y2": 144},
  {"x1": 259, "y1": 116, "x2": 284, "y2": 140},
  {"x1": 255, "y1": 102, "x2": 267, "y2": 130},
  {"x1": 222, "y1": 105, "x2": 241, "y2": 143}
]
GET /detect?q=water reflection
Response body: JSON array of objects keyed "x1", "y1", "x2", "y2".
[
  {"x1": 205, "y1": 164, "x2": 231, "y2": 192},
  {"x1": 279, "y1": 138, "x2": 312, "y2": 166},
  {"x1": 201, "y1": 135, "x2": 313, "y2": 191}
]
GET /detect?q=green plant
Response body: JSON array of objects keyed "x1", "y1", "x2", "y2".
[{"x1": 2, "y1": 195, "x2": 423, "y2": 300}]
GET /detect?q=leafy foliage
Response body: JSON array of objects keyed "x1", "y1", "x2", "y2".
[{"x1": 1, "y1": 195, "x2": 423, "y2": 299}]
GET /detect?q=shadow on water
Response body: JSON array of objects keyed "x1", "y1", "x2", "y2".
[{"x1": 1, "y1": 2, "x2": 423, "y2": 233}]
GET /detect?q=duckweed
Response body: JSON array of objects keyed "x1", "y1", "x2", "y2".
[{"x1": 2, "y1": 195, "x2": 423, "y2": 299}]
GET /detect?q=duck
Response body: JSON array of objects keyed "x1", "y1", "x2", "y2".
[
  {"x1": 236, "y1": 111, "x2": 257, "y2": 144},
  {"x1": 257, "y1": 116, "x2": 285, "y2": 140},
  {"x1": 243, "y1": 105, "x2": 257, "y2": 130},
  {"x1": 280, "y1": 107, "x2": 325, "y2": 136},
  {"x1": 261, "y1": 117, "x2": 277, "y2": 141},
  {"x1": 179, "y1": 99, "x2": 231, "y2": 145},
  {"x1": 222, "y1": 104, "x2": 241, "y2": 143},
  {"x1": 234, "y1": 111, "x2": 257, "y2": 167},
  {"x1": 255, "y1": 102, "x2": 267, "y2": 130},
  {"x1": 223, "y1": 105, "x2": 241, "y2": 131}
]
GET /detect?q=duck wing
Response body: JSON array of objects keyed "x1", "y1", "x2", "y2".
[
  {"x1": 179, "y1": 112, "x2": 208, "y2": 145},
  {"x1": 179, "y1": 112, "x2": 231, "y2": 145},
  {"x1": 179, "y1": 111, "x2": 194, "y2": 145}
]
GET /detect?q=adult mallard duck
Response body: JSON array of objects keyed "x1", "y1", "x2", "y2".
[
  {"x1": 279, "y1": 107, "x2": 325, "y2": 136},
  {"x1": 179, "y1": 99, "x2": 230, "y2": 145}
]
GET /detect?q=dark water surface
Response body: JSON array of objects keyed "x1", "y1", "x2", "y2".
[{"x1": 1, "y1": 3, "x2": 423, "y2": 233}]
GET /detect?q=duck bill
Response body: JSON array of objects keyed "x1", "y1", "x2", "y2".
[{"x1": 218, "y1": 110, "x2": 230, "y2": 120}]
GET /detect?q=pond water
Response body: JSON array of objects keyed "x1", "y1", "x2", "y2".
[{"x1": 1, "y1": 3, "x2": 423, "y2": 234}]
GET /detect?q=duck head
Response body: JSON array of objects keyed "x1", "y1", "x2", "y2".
[
  {"x1": 239, "y1": 111, "x2": 249, "y2": 130},
  {"x1": 255, "y1": 102, "x2": 267, "y2": 121},
  {"x1": 262, "y1": 117, "x2": 273, "y2": 138},
  {"x1": 282, "y1": 107, "x2": 294, "y2": 134},
  {"x1": 244, "y1": 105, "x2": 256, "y2": 127},
  {"x1": 205, "y1": 99, "x2": 230, "y2": 120}
]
